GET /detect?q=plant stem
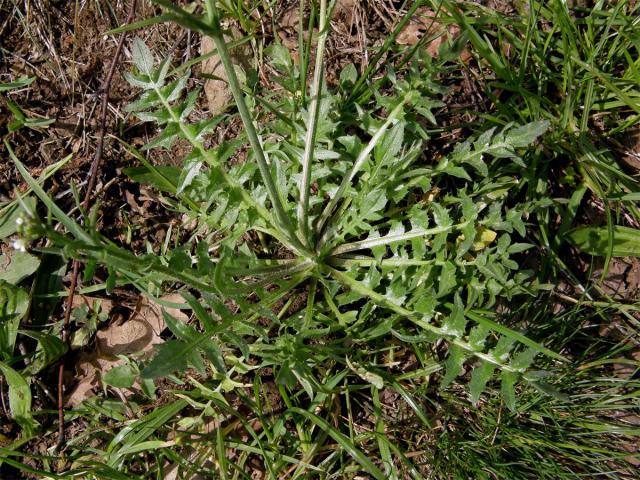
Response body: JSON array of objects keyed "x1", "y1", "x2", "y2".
[
  {"x1": 330, "y1": 223, "x2": 459, "y2": 256},
  {"x1": 297, "y1": 0, "x2": 329, "y2": 246},
  {"x1": 203, "y1": 2, "x2": 308, "y2": 255},
  {"x1": 327, "y1": 267, "x2": 553, "y2": 370},
  {"x1": 151, "y1": 82, "x2": 312, "y2": 258}
]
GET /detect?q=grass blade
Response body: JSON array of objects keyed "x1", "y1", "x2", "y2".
[
  {"x1": 288, "y1": 407, "x2": 386, "y2": 479},
  {"x1": 0, "y1": 361, "x2": 38, "y2": 437},
  {"x1": 297, "y1": 0, "x2": 329, "y2": 243},
  {"x1": 8, "y1": 142, "x2": 94, "y2": 245}
]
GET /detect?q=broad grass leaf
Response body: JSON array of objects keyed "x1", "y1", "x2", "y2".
[
  {"x1": 0, "y1": 360, "x2": 39, "y2": 436},
  {"x1": 0, "y1": 76, "x2": 35, "y2": 92},
  {"x1": 0, "y1": 282, "x2": 29, "y2": 360},
  {"x1": 0, "y1": 197, "x2": 36, "y2": 240},
  {"x1": 565, "y1": 225, "x2": 640, "y2": 257},
  {"x1": 0, "y1": 251, "x2": 40, "y2": 285},
  {"x1": 346, "y1": 357, "x2": 384, "y2": 389},
  {"x1": 607, "y1": 192, "x2": 640, "y2": 202},
  {"x1": 465, "y1": 310, "x2": 565, "y2": 361},
  {"x1": 11, "y1": 154, "x2": 94, "y2": 244},
  {"x1": 289, "y1": 407, "x2": 387, "y2": 480},
  {"x1": 116, "y1": 440, "x2": 172, "y2": 456},
  {"x1": 19, "y1": 330, "x2": 67, "y2": 375},
  {"x1": 107, "y1": 398, "x2": 188, "y2": 466}
]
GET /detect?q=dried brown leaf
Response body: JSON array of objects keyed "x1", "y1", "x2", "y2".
[
  {"x1": 334, "y1": 0, "x2": 356, "y2": 27},
  {"x1": 65, "y1": 293, "x2": 188, "y2": 406},
  {"x1": 397, "y1": 7, "x2": 470, "y2": 61},
  {"x1": 201, "y1": 32, "x2": 253, "y2": 116}
]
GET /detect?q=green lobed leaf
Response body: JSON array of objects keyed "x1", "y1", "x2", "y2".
[
  {"x1": 163, "y1": 309, "x2": 226, "y2": 374},
  {"x1": 131, "y1": 37, "x2": 155, "y2": 77},
  {"x1": 141, "y1": 340, "x2": 204, "y2": 378},
  {"x1": 176, "y1": 156, "x2": 203, "y2": 193},
  {"x1": 504, "y1": 120, "x2": 550, "y2": 148},
  {"x1": 469, "y1": 360, "x2": 495, "y2": 404},
  {"x1": 104, "y1": 364, "x2": 138, "y2": 389},
  {"x1": 510, "y1": 347, "x2": 538, "y2": 372},
  {"x1": 500, "y1": 370, "x2": 518, "y2": 412},
  {"x1": 443, "y1": 295, "x2": 467, "y2": 337},
  {"x1": 441, "y1": 344, "x2": 466, "y2": 388}
]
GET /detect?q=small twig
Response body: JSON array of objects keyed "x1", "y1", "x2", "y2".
[
  {"x1": 56, "y1": 0, "x2": 137, "y2": 450},
  {"x1": 84, "y1": 1, "x2": 138, "y2": 206}
]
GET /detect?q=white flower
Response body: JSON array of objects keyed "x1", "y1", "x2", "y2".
[
  {"x1": 15, "y1": 216, "x2": 24, "y2": 226},
  {"x1": 11, "y1": 239, "x2": 27, "y2": 252}
]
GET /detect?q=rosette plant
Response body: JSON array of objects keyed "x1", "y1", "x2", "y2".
[{"x1": 10, "y1": 0, "x2": 565, "y2": 474}]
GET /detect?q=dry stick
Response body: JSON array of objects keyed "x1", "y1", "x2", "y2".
[{"x1": 56, "y1": 0, "x2": 137, "y2": 450}]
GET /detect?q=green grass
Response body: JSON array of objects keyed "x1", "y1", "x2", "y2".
[{"x1": 1, "y1": 0, "x2": 639, "y2": 478}]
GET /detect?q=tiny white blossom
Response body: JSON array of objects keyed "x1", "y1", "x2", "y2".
[
  {"x1": 12, "y1": 239, "x2": 27, "y2": 252},
  {"x1": 15, "y1": 216, "x2": 24, "y2": 226}
]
